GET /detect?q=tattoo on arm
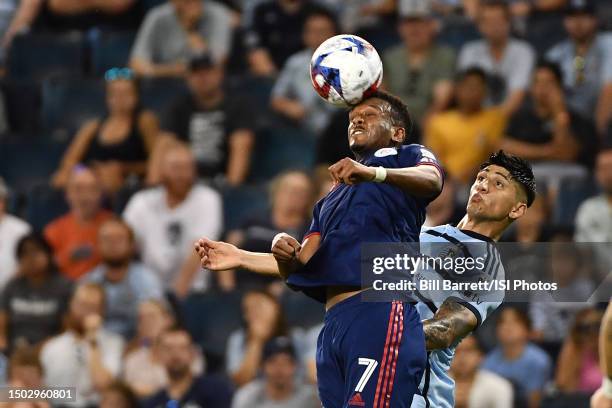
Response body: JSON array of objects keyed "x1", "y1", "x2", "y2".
[{"x1": 423, "y1": 299, "x2": 478, "y2": 350}]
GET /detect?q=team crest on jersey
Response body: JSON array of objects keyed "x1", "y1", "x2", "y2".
[{"x1": 374, "y1": 147, "x2": 398, "y2": 157}]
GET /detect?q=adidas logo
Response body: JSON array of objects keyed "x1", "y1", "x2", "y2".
[{"x1": 348, "y1": 392, "x2": 365, "y2": 406}]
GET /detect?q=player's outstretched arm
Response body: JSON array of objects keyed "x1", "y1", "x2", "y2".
[
  {"x1": 195, "y1": 238, "x2": 281, "y2": 276},
  {"x1": 422, "y1": 298, "x2": 478, "y2": 350}
]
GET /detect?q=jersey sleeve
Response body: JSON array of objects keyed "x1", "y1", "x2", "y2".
[{"x1": 303, "y1": 199, "x2": 323, "y2": 241}]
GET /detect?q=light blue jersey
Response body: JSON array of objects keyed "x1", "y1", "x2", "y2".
[{"x1": 411, "y1": 224, "x2": 504, "y2": 408}]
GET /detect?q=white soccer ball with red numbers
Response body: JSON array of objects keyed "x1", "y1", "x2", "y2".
[{"x1": 310, "y1": 34, "x2": 383, "y2": 107}]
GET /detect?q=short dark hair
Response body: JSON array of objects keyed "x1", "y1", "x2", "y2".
[
  {"x1": 498, "y1": 306, "x2": 531, "y2": 331},
  {"x1": 455, "y1": 66, "x2": 488, "y2": 84},
  {"x1": 353, "y1": 90, "x2": 413, "y2": 139},
  {"x1": 305, "y1": 7, "x2": 340, "y2": 34},
  {"x1": 102, "y1": 382, "x2": 141, "y2": 408},
  {"x1": 535, "y1": 59, "x2": 564, "y2": 86},
  {"x1": 479, "y1": 150, "x2": 536, "y2": 207},
  {"x1": 480, "y1": 0, "x2": 511, "y2": 19}
]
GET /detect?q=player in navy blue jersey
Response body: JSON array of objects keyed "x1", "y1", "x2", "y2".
[{"x1": 196, "y1": 90, "x2": 444, "y2": 408}]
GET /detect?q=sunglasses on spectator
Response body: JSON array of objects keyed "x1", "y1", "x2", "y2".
[{"x1": 104, "y1": 67, "x2": 135, "y2": 82}]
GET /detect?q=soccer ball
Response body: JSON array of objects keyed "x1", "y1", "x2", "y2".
[{"x1": 310, "y1": 34, "x2": 383, "y2": 107}]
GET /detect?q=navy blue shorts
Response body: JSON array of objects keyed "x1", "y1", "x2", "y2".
[{"x1": 316, "y1": 294, "x2": 426, "y2": 408}]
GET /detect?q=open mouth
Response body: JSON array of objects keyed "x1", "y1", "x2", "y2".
[{"x1": 351, "y1": 128, "x2": 366, "y2": 136}]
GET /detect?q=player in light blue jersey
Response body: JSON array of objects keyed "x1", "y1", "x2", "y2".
[{"x1": 411, "y1": 150, "x2": 537, "y2": 408}]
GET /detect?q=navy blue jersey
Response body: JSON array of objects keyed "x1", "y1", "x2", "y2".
[{"x1": 287, "y1": 144, "x2": 443, "y2": 302}]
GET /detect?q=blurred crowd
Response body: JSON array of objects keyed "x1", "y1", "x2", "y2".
[{"x1": 0, "y1": 0, "x2": 611, "y2": 407}]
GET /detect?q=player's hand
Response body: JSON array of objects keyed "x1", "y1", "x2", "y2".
[
  {"x1": 591, "y1": 388, "x2": 612, "y2": 408},
  {"x1": 328, "y1": 157, "x2": 376, "y2": 185},
  {"x1": 195, "y1": 238, "x2": 241, "y2": 271},
  {"x1": 271, "y1": 233, "x2": 301, "y2": 263}
]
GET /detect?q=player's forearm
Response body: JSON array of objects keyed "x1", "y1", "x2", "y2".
[
  {"x1": 238, "y1": 250, "x2": 282, "y2": 276},
  {"x1": 384, "y1": 166, "x2": 442, "y2": 198},
  {"x1": 422, "y1": 300, "x2": 478, "y2": 350}
]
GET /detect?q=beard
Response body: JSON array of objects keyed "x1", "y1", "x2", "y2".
[
  {"x1": 166, "y1": 364, "x2": 191, "y2": 381},
  {"x1": 103, "y1": 256, "x2": 130, "y2": 269}
]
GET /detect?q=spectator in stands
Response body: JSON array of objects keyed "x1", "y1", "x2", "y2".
[
  {"x1": 530, "y1": 240, "x2": 595, "y2": 343},
  {"x1": 123, "y1": 300, "x2": 176, "y2": 398},
  {"x1": 223, "y1": 170, "x2": 314, "y2": 291},
  {"x1": 575, "y1": 147, "x2": 612, "y2": 243},
  {"x1": 270, "y1": 8, "x2": 339, "y2": 137},
  {"x1": 547, "y1": 0, "x2": 612, "y2": 135},
  {"x1": 130, "y1": 0, "x2": 233, "y2": 77},
  {"x1": 321, "y1": 0, "x2": 395, "y2": 33},
  {"x1": 52, "y1": 68, "x2": 159, "y2": 195},
  {"x1": 124, "y1": 142, "x2": 223, "y2": 294},
  {"x1": 383, "y1": 0, "x2": 455, "y2": 125},
  {"x1": 81, "y1": 219, "x2": 164, "y2": 339},
  {"x1": 482, "y1": 307, "x2": 552, "y2": 408},
  {"x1": 425, "y1": 67, "x2": 506, "y2": 185},
  {"x1": 5, "y1": 346, "x2": 50, "y2": 408},
  {"x1": 0, "y1": 0, "x2": 39, "y2": 61},
  {"x1": 0, "y1": 234, "x2": 72, "y2": 353},
  {"x1": 41, "y1": 283, "x2": 124, "y2": 408},
  {"x1": 35, "y1": 0, "x2": 141, "y2": 31},
  {"x1": 0, "y1": 177, "x2": 30, "y2": 291},
  {"x1": 7, "y1": 346, "x2": 44, "y2": 387},
  {"x1": 232, "y1": 336, "x2": 319, "y2": 408},
  {"x1": 458, "y1": 0, "x2": 535, "y2": 114},
  {"x1": 556, "y1": 307, "x2": 603, "y2": 393},
  {"x1": 501, "y1": 60, "x2": 597, "y2": 196},
  {"x1": 157, "y1": 53, "x2": 255, "y2": 185},
  {"x1": 227, "y1": 290, "x2": 306, "y2": 387},
  {"x1": 44, "y1": 166, "x2": 113, "y2": 280},
  {"x1": 245, "y1": 0, "x2": 326, "y2": 77},
  {"x1": 144, "y1": 327, "x2": 233, "y2": 408},
  {"x1": 100, "y1": 381, "x2": 141, "y2": 408},
  {"x1": 1, "y1": 0, "x2": 140, "y2": 57},
  {"x1": 450, "y1": 335, "x2": 513, "y2": 408}
]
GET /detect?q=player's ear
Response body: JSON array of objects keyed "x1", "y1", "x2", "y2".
[
  {"x1": 508, "y1": 202, "x2": 527, "y2": 221},
  {"x1": 391, "y1": 127, "x2": 405, "y2": 145}
]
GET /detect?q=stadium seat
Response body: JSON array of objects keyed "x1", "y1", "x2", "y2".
[
  {"x1": 438, "y1": 18, "x2": 481, "y2": 51},
  {"x1": 139, "y1": 77, "x2": 189, "y2": 117},
  {"x1": 142, "y1": 0, "x2": 166, "y2": 12},
  {"x1": 8, "y1": 32, "x2": 86, "y2": 81},
  {"x1": 0, "y1": 139, "x2": 65, "y2": 195},
  {"x1": 526, "y1": 12, "x2": 566, "y2": 54},
  {"x1": 24, "y1": 184, "x2": 69, "y2": 233},
  {"x1": 89, "y1": 30, "x2": 136, "y2": 76},
  {"x1": 541, "y1": 392, "x2": 591, "y2": 408},
  {"x1": 249, "y1": 126, "x2": 316, "y2": 182},
  {"x1": 41, "y1": 78, "x2": 105, "y2": 141},
  {"x1": 181, "y1": 291, "x2": 244, "y2": 369},
  {"x1": 552, "y1": 177, "x2": 599, "y2": 226},
  {"x1": 280, "y1": 289, "x2": 325, "y2": 329},
  {"x1": 221, "y1": 184, "x2": 269, "y2": 231},
  {"x1": 0, "y1": 80, "x2": 41, "y2": 134}
]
